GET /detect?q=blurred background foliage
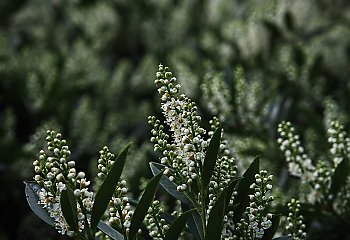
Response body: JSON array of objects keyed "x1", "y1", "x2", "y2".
[{"x1": 0, "y1": 0, "x2": 350, "y2": 239}]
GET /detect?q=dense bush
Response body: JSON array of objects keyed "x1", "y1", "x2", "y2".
[{"x1": 1, "y1": 0, "x2": 350, "y2": 239}]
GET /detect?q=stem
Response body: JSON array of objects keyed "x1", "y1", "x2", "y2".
[
  {"x1": 117, "y1": 207, "x2": 128, "y2": 238},
  {"x1": 200, "y1": 183, "x2": 207, "y2": 239},
  {"x1": 77, "y1": 198, "x2": 94, "y2": 240}
]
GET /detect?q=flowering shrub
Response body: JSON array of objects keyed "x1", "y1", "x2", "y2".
[
  {"x1": 277, "y1": 120, "x2": 350, "y2": 239},
  {"x1": 25, "y1": 65, "x2": 305, "y2": 240}
]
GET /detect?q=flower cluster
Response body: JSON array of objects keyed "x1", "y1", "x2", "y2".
[
  {"x1": 327, "y1": 120, "x2": 350, "y2": 167},
  {"x1": 149, "y1": 64, "x2": 210, "y2": 196},
  {"x1": 285, "y1": 199, "x2": 306, "y2": 240},
  {"x1": 278, "y1": 120, "x2": 350, "y2": 213},
  {"x1": 208, "y1": 117, "x2": 238, "y2": 218},
  {"x1": 308, "y1": 161, "x2": 331, "y2": 204},
  {"x1": 97, "y1": 146, "x2": 133, "y2": 235},
  {"x1": 33, "y1": 130, "x2": 93, "y2": 236},
  {"x1": 202, "y1": 71, "x2": 232, "y2": 122},
  {"x1": 277, "y1": 121, "x2": 315, "y2": 182},
  {"x1": 144, "y1": 200, "x2": 170, "y2": 240},
  {"x1": 234, "y1": 170, "x2": 274, "y2": 239}
]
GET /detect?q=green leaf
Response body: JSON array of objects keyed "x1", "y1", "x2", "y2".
[
  {"x1": 129, "y1": 170, "x2": 163, "y2": 240},
  {"x1": 202, "y1": 127, "x2": 222, "y2": 191},
  {"x1": 330, "y1": 158, "x2": 350, "y2": 199},
  {"x1": 97, "y1": 220, "x2": 124, "y2": 240},
  {"x1": 149, "y1": 162, "x2": 192, "y2": 205},
  {"x1": 164, "y1": 209, "x2": 195, "y2": 240},
  {"x1": 261, "y1": 215, "x2": 280, "y2": 240},
  {"x1": 24, "y1": 181, "x2": 55, "y2": 227},
  {"x1": 91, "y1": 143, "x2": 130, "y2": 230},
  {"x1": 184, "y1": 207, "x2": 202, "y2": 240},
  {"x1": 232, "y1": 156, "x2": 259, "y2": 223},
  {"x1": 60, "y1": 187, "x2": 78, "y2": 231},
  {"x1": 224, "y1": 177, "x2": 242, "y2": 214},
  {"x1": 205, "y1": 189, "x2": 226, "y2": 240}
]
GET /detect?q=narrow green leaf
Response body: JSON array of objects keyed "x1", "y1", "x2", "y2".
[
  {"x1": 129, "y1": 170, "x2": 163, "y2": 240},
  {"x1": 232, "y1": 156, "x2": 259, "y2": 223},
  {"x1": 97, "y1": 220, "x2": 124, "y2": 240},
  {"x1": 330, "y1": 158, "x2": 350, "y2": 199},
  {"x1": 202, "y1": 127, "x2": 222, "y2": 191},
  {"x1": 182, "y1": 204, "x2": 202, "y2": 240},
  {"x1": 224, "y1": 177, "x2": 242, "y2": 214},
  {"x1": 164, "y1": 209, "x2": 195, "y2": 240},
  {"x1": 24, "y1": 181, "x2": 55, "y2": 227},
  {"x1": 149, "y1": 162, "x2": 192, "y2": 205},
  {"x1": 205, "y1": 189, "x2": 226, "y2": 240},
  {"x1": 261, "y1": 215, "x2": 281, "y2": 240},
  {"x1": 91, "y1": 143, "x2": 130, "y2": 230},
  {"x1": 60, "y1": 187, "x2": 78, "y2": 230}
]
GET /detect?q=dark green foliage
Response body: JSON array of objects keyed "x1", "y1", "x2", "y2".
[
  {"x1": 91, "y1": 143, "x2": 130, "y2": 231},
  {"x1": 164, "y1": 209, "x2": 195, "y2": 240},
  {"x1": 205, "y1": 189, "x2": 226, "y2": 240},
  {"x1": 60, "y1": 187, "x2": 78, "y2": 231},
  {"x1": 185, "y1": 208, "x2": 203, "y2": 240},
  {"x1": 232, "y1": 157, "x2": 260, "y2": 223},
  {"x1": 129, "y1": 170, "x2": 163, "y2": 240},
  {"x1": 330, "y1": 158, "x2": 350, "y2": 199},
  {"x1": 2, "y1": 0, "x2": 350, "y2": 239},
  {"x1": 202, "y1": 127, "x2": 222, "y2": 192},
  {"x1": 261, "y1": 215, "x2": 280, "y2": 240}
]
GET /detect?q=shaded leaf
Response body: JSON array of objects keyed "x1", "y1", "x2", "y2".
[
  {"x1": 224, "y1": 177, "x2": 242, "y2": 214},
  {"x1": 91, "y1": 143, "x2": 130, "y2": 230},
  {"x1": 205, "y1": 189, "x2": 226, "y2": 240},
  {"x1": 232, "y1": 157, "x2": 259, "y2": 223},
  {"x1": 24, "y1": 181, "x2": 55, "y2": 227},
  {"x1": 183, "y1": 204, "x2": 203, "y2": 240},
  {"x1": 98, "y1": 220, "x2": 124, "y2": 240},
  {"x1": 60, "y1": 187, "x2": 78, "y2": 230},
  {"x1": 330, "y1": 158, "x2": 350, "y2": 199},
  {"x1": 261, "y1": 215, "x2": 280, "y2": 240},
  {"x1": 164, "y1": 209, "x2": 195, "y2": 240},
  {"x1": 129, "y1": 170, "x2": 163, "y2": 240},
  {"x1": 202, "y1": 127, "x2": 222, "y2": 191},
  {"x1": 149, "y1": 162, "x2": 192, "y2": 205}
]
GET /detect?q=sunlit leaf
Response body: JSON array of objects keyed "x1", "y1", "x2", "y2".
[
  {"x1": 24, "y1": 181, "x2": 55, "y2": 227},
  {"x1": 97, "y1": 220, "x2": 124, "y2": 240}
]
